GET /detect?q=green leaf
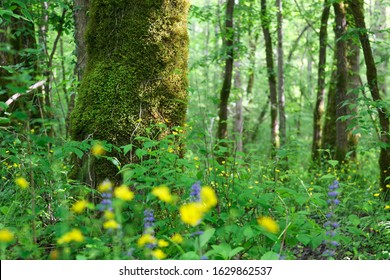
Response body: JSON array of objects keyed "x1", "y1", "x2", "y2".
[
  {"x1": 320, "y1": 174, "x2": 336, "y2": 180},
  {"x1": 296, "y1": 234, "x2": 312, "y2": 246},
  {"x1": 0, "y1": 206, "x2": 10, "y2": 215},
  {"x1": 310, "y1": 233, "x2": 325, "y2": 249},
  {"x1": 261, "y1": 251, "x2": 280, "y2": 260},
  {"x1": 229, "y1": 246, "x2": 244, "y2": 259},
  {"x1": 121, "y1": 144, "x2": 133, "y2": 155},
  {"x1": 328, "y1": 160, "x2": 339, "y2": 167},
  {"x1": 211, "y1": 243, "x2": 231, "y2": 260},
  {"x1": 348, "y1": 214, "x2": 360, "y2": 226},
  {"x1": 0, "y1": 117, "x2": 10, "y2": 125},
  {"x1": 180, "y1": 251, "x2": 199, "y2": 260},
  {"x1": 199, "y1": 228, "x2": 215, "y2": 248},
  {"x1": 135, "y1": 148, "x2": 147, "y2": 158}
]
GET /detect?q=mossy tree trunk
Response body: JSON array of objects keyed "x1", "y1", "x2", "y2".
[{"x1": 70, "y1": 0, "x2": 189, "y2": 186}]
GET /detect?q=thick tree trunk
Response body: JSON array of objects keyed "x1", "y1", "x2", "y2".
[
  {"x1": 347, "y1": 0, "x2": 390, "y2": 199},
  {"x1": 312, "y1": 0, "x2": 330, "y2": 162},
  {"x1": 333, "y1": 2, "x2": 349, "y2": 162},
  {"x1": 261, "y1": 0, "x2": 279, "y2": 152},
  {"x1": 276, "y1": 0, "x2": 286, "y2": 147},
  {"x1": 216, "y1": 0, "x2": 235, "y2": 161},
  {"x1": 70, "y1": 0, "x2": 190, "y2": 186}
]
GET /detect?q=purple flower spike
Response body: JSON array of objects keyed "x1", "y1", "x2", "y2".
[
  {"x1": 333, "y1": 199, "x2": 340, "y2": 205},
  {"x1": 190, "y1": 181, "x2": 201, "y2": 202},
  {"x1": 328, "y1": 191, "x2": 339, "y2": 197},
  {"x1": 331, "y1": 222, "x2": 340, "y2": 229},
  {"x1": 330, "y1": 241, "x2": 339, "y2": 246},
  {"x1": 329, "y1": 181, "x2": 339, "y2": 190},
  {"x1": 326, "y1": 213, "x2": 333, "y2": 219}
]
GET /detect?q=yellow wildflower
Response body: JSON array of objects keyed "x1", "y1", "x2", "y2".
[
  {"x1": 170, "y1": 233, "x2": 183, "y2": 244},
  {"x1": 49, "y1": 249, "x2": 59, "y2": 260},
  {"x1": 137, "y1": 234, "x2": 156, "y2": 247},
  {"x1": 57, "y1": 229, "x2": 84, "y2": 244},
  {"x1": 384, "y1": 205, "x2": 390, "y2": 210},
  {"x1": 152, "y1": 249, "x2": 166, "y2": 260},
  {"x1": 104, "y1": 210, "x2": 115, "y2": 220},
  {"x1": 98, "y1": 180, "x2": 113, "y2": 192},
  {"x1": 194, "y1": 157, "x2": 199, "y2": 161},
  {"x1": 179, "y1": 202, "x2": 204, "y2": 227},
  {"x1": 114, "y1": 185, "x2": 134, "y2": 201},
  {"x1": 374, "y1": 193, "x2": 380, "y2": 197},
  {"x1": 257, "y1": 216, "x2": 280, "y2": 234},
  {"x1": 158, "y1": 239, "x2": 170, "y2": 248},
  {"x1": 152, "y1": 185, "x2": 173, "y2": 203},
  {"x1": 0, "y1": 228, "x2": 14, "y2": 243},
  {"x1": 71, "y1": 200, "x2": 88, "y2": 214},
  {"x1": 91, "y1": 143, "x2": 106, "y2": 156},
  {"x1": 103, "y1": 219, "x2": 120, "y2": 229},
  {"x1": 200, "y1": 186, "x2": 217, "y2": 211},
  {"x1": 15, "y1": 177, "x2": 29, "y2": 189}
]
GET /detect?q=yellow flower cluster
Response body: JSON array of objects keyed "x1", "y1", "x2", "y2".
[
  {"x1": 71, "y1": 200, "x2": 88, "y2": 214},
  {"x1": 257, "y1": 216, "x2": 279, "y2": 234},
  {"x1": 15, "y1": 177, "x2": 29, "y2": 189},
  {"x1": 137, "y1": 234, "x2": 156, "y2": 247},
  {"x1": 0, "y1": 228, "x2": 14, "y2": 243},
  {"x1": 170, "y1": 233, "x2": 183, "y2": 244},
  {"x1": 152, "y1": 249, "x2": 166, "y2": 260},
  {"x1": 103, "y1": 219, "x2": 120, "y2": 229},
  {"x1": 152, "y1": 185, "x2": 173, "y2": 203},
  {"x1": 98, "y1": 180, "x2": 113, "y2": 192},
  {"x1": 91, "y1": 142, "x2": 106, "y2": 156},
  {"x1": 57, "y1": 229, "x2": 84, "y2": 245},
  {"x1": 114, "y1": 185, "x2": 134, "y2": 201},
  {"x1": 179, "y1": 186, "x2": 217, "y2": 227}
]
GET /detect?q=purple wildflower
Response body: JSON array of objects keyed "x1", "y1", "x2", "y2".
[
  {"x1": 143, "y1": 209, "x2": 155, "y2": 234},
  {"x1": 329, "y1": 180, "x2": 339, "y2": 190},
  {"x1": 330, "y1": 241, "x2": 339, "y2": 246},
  {"x1": 190, "y1": 231, "x2": 204, "y2": 237},
  {"x1": 328, "y1": 191, "x2": 339, "y2": 197},
  {"x1": 190, "y1": 181, "x2": 201, "y2": 202}
]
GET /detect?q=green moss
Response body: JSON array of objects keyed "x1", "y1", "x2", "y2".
[{"x1": 70, "y1": 0, "x2": 189, "y2": 185}]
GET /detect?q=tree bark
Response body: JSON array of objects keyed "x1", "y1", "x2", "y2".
[
  {"x1": 276, "y1": 0, "x2": 286, "y2": 147},
  {"x1": 70, "y1": 0, "x2": 190, "y2": 186},
  {"x1": 347, "y1": 0, "x2": 390, "y2": 199},
  {"x1": 333, "y1": 2, "x2": 349, "y2": 162},
  {"x1": 261, "y1": 0, "x2": 279, "y2": 152},
  {"x1": 73, "y1": 0, "x2": 89, "y2": 82},
  {"x1": 216, "y1": 0, "x2": 235, "y2": 161},
  {"x1": 312, "y1": 0, "x2": 330, "y2": 162}
]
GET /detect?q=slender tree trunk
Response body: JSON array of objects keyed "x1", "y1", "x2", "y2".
[
  {"x1": 346, "y1": 37, "x2": 361, "y2": 161},
  {"x1": 322, "y1": 54, "x2": 337, "y2": 155},
  {"x1": 73, "y1": 0, "x2": 89, "y2": 82},
  {"x1": 234, "y1": 59, "x2": 243, "y2": 153},
  {"x1": 216, "y1": 0, "x2": 235, "y2": 160},
  {"x1": 261, "y1": 0, "x2": 279, "y2": 152},
  {"x1": 373, "y1": 0, "x2": 388, "y2": 96},
  {"x1": 347, "y1": 0, "x2": 390, "y2": 199},
  {"x1": 276, "y1": 0, "x2": 286, "y2": 146},
  {"x1": 333, "y1": 2, "x2": 349, "y2": 162},
  {"x1": 312, "y1": 0, "x2": 330, "y2": 162}
]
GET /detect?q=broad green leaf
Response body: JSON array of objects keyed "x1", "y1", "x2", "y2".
[
  {"x1": 199, "y1": 228, "x2": 215, "y2": 248},
  {"x1": 296, "y1": 234, "x2": 312, "y2": 246},
  {"x1": 229, "y1": 246, "x2": 244, "y2": 259},
  {"x1": 261, "y1": 251, "x2": 280, "y2": 260}
]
